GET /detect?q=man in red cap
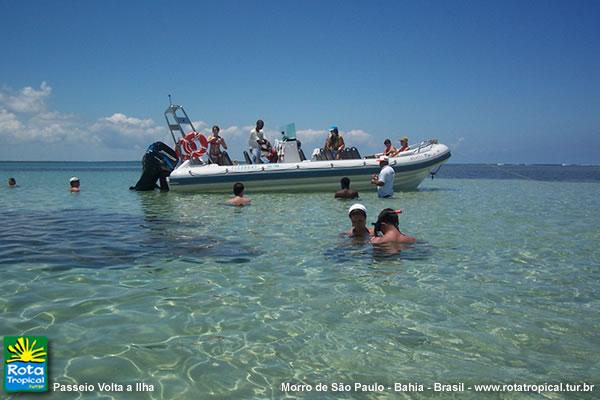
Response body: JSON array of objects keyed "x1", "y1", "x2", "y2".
[{"x1": 370, "y1": 156, "x2": 395, "y2": 198}]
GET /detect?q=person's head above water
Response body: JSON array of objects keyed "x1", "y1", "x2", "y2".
[
  {"x1": 349, "y1": 203, "x2": 367, "y2": 216},
  {"x1": 8, "y1": 177, "x2": 16, "y2": 187},
  {"x1": 69, "y1": 176, "x2": 80, "y2": 192},
  {"x1": 348, "y1": 203, "x2": 367, "y2": 221},
  {"x1": 348, "y1": 203, "x2": 369, "y2": 236},
  {"x1": 373, "y1": 208, "x2": 402, "y2": 233},
  {"x1": 340, "y1": 177, "x2": 350, "y2": 190},
  {"x1": 233, "y1": 182, "x2": 245, "y2": 196}
]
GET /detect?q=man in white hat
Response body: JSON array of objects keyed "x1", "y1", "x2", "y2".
[
  {"x1": 371, "y1": 156, "x2": 395, "y2": 198},
  {"x1": 69, "y1": 176, "x2": 80, "y2": 192}
]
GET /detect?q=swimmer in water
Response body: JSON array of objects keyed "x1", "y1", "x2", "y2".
[
  {"x1": 371, "y1": 208, "x2": 416, "y2": 245},
  {"x1": 227, "y1": 182, "x2": 251, "y2": 206},
  {"x1": 347, "y1": 203, "x2": 373, "y2": 239},
  {"x1": 69, "y1": 177, "x2": 80, "y2": 192}
]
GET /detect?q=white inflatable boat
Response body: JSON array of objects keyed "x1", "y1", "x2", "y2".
[{"x1": 163, "y1": 103, "x2": 451, "y2": 193}]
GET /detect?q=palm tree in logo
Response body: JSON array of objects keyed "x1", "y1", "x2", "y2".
[{"x1": 7, "y1": 337, "x2": 46, "y2": 363}]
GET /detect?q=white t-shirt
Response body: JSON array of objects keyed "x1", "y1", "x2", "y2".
[
  {"x1": 377, "y1": 165, "x2": 395, "y2": 198},
  {"x1": 249, "y1": 128, "x2": 265, "y2": 148}
]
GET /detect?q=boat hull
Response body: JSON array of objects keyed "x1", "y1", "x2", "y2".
[{"x1": 168, "y1": 144, "x2": 451, "y2": 193}]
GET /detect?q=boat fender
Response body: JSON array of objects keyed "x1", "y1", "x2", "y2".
[{"x1": 178, "y1": 132, "x2": 208, "y2": 160}]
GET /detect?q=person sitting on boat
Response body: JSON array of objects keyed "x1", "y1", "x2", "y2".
[
  {"x1": 381, "y1": 139, "x2": 397, "y2": 157},
  {"x1": 335, "y1": 177, "x2": 359, "y2": 199},
  {"x1": 260, "y1": 140, "x2": 278, "y2": 163},
  {"x1": 208, "y1": 125, "x2": 228, "y2": 165},
  {"x1": 69, "y1": 176, "x2": 80, "y2": 193},
  {"x1": 227, "y1": 182, "x2": 251, "y2": 207},
  {"x1": 395, "y1": 137, "x2": 410, "y2": 154},
  {"x1": 347, "y1": 203, "x2": 373, "y2": 239},
  {"x1": 371, "y1": 156, "x2": 395, "y2": 198},
  {"x1": 324, "y1": 126, "x2": 345, "y2": 159},
  {"x1": 371, "y1": 208, "x2": 416, "y2": 245}
]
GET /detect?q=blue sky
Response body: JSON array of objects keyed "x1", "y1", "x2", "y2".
[{"x1": 0, "y1": 0, "x2": 598, "y2": 163}]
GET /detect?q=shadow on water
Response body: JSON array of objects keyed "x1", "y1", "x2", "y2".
[
  {"x1": 0, "y1": 207, "x2": 261, "y2": 270},
  {"x1": 416, "y1": 187, "x2": 458, "y2": 192},
  {"x1": 324, "y1": 238, "x2": 433, "y2": 265}
]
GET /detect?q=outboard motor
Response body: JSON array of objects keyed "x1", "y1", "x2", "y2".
[{"x1": 130, "y1": 142, "x2": 178, "y2": 191}]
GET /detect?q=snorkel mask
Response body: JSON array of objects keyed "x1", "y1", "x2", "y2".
[{"x1": 373, "y1": 209, "x2": 403, "y2": 234}]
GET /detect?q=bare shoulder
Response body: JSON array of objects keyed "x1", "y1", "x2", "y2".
[{"x1": 398, "y1": 233, "x2": 416, "y2": 243}]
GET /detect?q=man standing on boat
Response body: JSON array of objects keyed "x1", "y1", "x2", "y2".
[
  {"x1": 249, "y1": 119, "x2": 267, "y2": 163},
  {"x1": 371, "y1": 156, "x2": 395, "y2": 198}
]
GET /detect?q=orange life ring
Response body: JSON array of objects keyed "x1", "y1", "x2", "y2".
[{"x1": 177, "y1": 132, "x2": 208, "y2": 160}]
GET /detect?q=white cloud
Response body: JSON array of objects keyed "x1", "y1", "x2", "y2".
[
  {"x1": 191, "y1": 120, "x2": 208, "y2": 131},
  {"x1": 95, "y1": 113, "x2": 162, "y2": 136},
  {"x1": 28, "y1": 111, "x2": 81, "y2": 142},
  {"x1": 0, "y1": 109, "x2": 22, "y2": 137},
  {"x1": 0, "y1": 81, "x2": 52, "y2": 113},
  {"x1": 0, "y1": 109, "x2": 81, "y2": 144},
  {"x1": 0, "y1": 82, "x2": 84, "y2": 144},
  {"x1": 343, "y1": 129, "x2": 372, "y2": 144},
  {"x1": 297, "y1": 129, "x2": 327, "y2": 143},
  {"x1": 0, "y1": 82, "x2": 378, "y2": 159},
  {"x1": 90, "y1": 113, "x2": 167, "y2": 149}
]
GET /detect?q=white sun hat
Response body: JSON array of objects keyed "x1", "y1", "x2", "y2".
[{"x1": 348, "y1": 203, "x2": 367, "y2": 216}]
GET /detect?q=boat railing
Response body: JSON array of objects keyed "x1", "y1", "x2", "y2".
[{"x1": 412, "y1": 139, "x2": 438, "y2": 154}]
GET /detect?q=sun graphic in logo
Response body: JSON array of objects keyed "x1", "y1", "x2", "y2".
[{"x1": 6, "y1": 337, "x2": 47, "y2": 363}]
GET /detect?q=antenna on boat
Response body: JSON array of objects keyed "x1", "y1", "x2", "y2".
[{"x1": 168, "y1": 94, "x2": 172, "y2": 106}]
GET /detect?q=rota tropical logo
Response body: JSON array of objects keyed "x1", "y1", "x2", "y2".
[{"x1": 4, "y1": 336, "x2": 48, "y2": 392}]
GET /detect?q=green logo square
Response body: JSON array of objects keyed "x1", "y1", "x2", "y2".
[{"x1": 4, "y1": 336, "x2": 48, "y2": 392}]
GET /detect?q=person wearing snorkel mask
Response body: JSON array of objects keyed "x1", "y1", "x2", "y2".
[{"x1": 371, "y1": 208, "x2": 416, "y2": 245}]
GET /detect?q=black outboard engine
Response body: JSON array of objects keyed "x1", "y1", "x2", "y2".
[{"x1": 130, "y1": 142, "x2": 178, "y2": 191}]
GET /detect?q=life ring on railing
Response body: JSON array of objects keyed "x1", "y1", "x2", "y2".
[{"x1": 177, "y1": 132, "x2": 208, "y2": 160}]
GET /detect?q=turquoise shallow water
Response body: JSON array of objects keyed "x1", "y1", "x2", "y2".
[{"x1": 1, "y1": 162, "x2": 599, "y2": 399}]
